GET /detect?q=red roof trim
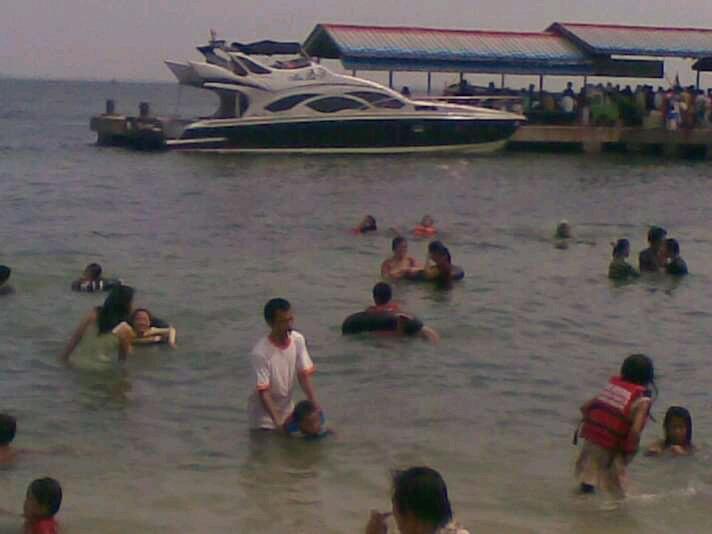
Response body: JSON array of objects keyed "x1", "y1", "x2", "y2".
[
  {"x1": 320, "y1": 23, "x2": 562, "y2": 39},
  {"x1": 555, "y1": 22, "x2": 712, "y2": 34}
]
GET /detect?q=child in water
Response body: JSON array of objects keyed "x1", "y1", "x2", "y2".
[
  {"x1": 663, "y1": 238, "x2": 688, "y2": 276},
  {"x1": 646, "y1": 406, "x2": 694, "y2": 456},
  {"x1": 608, "y1": 239, "x2": 639, "y2": 280},
  {"x1": 284, "y1": 400, "x2": 330, "y2": 439},
  {"x1": 574, "y1": 354, "x2": 655, "y2": 496},
  {"x1": 114, "y1": 308, "x2": 177, "y2": 348},
  {"x1": 23, "y1": 477, "x2": 62, "y2": 534},
  {"x1": 0, "y1": 414, "x2": 17, "y2": 464},
  {"x1": 353, "y1": 215, "x2": 377, "y2": 234},
  {"x1": 413, "y1": 215, "x2": 437, "y2": 237}
]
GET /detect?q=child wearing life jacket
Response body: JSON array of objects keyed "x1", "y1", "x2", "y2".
[
  {"x1": 646, "y1": 406, "x2": 694, "y2": 456},
  {"x1": 574, "y1": 353, "x2": 655, "y2": 496},
  {"x1": 412, "y1": 215, "x2": 437, "y2": 238}
]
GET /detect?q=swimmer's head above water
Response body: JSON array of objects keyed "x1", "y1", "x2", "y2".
[
  {"x1": 419, "y1": 215, "x2": 435, "y2": 227},
  {"x1": 264, "y1": 297, "x2": 294, "y2": 340},
  {"x1": 392, "y1": 236, "x2": 408, "y2": 258},
  {"x1": 647, "y1": 226, "x2": 667, "y2": 249},
  {"x1": 24, "y1": 477, "x2": 62, "y2": 523},
  {"x1": 555, "y1": 220, "x2": 572, "y2": 239},
  {"x1": 663, "y1": 406, "x2": 693, "y2": 449},
  {"x1": 373, "y1": 282, "x2": 393, "y2": 306},
  {"x1": 356, "y1": 215, "x2": 377, "y2": 233},
  {"x1": 129, "y1": 308, "x2": 153, "y2": 336},
  {"x1": 0, "y1": 414, "x2": 17, "y2": 447},
  {"x1": 612, "y1": 238, "x2": 631, "y2": 258},
  {"x1": 82, "y1": 262, "x2": 102, "y2": 281},
  {"x1": 0, "y1": 265, "x2": 11, "y2": 286},
  {"x1": 292, "y1": 400, "x2": 323, "y2": 437}
]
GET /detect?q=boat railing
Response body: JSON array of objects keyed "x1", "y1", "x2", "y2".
[{"x1": 418, "y1": 95, "x2": 524, "y2": 111}]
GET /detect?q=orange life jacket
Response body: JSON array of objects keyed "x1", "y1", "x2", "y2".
[
  {"x1": 580, "y1": 376, "x2": 649, "y2": 453},
  {"x1": 413, "y1": 225, "x2": 437, "y2": 237}
]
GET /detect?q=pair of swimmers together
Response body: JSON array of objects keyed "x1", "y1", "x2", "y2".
[
  {"x1": 574, "y1": 354, "x2": 694, "y2": 496},
  {"x1": 354, "y1": 214, "x2": 437, "y2": 238},
  {"x1": 381, "y1": 237, "x2": 463, "y2": 285}
]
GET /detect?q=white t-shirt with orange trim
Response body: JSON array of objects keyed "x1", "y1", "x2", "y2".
[{"x1": 247, "y1": 331, "x2": 315, "y2": 430}]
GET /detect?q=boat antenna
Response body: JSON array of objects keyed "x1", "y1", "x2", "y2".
[{"x1": 210, "y1": 28, "x2": 217, "y2": 44}]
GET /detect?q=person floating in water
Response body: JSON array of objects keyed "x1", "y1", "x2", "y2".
[
  {"x1": 283, "y1": 400, "x2": 331, "y2": 439},
  {"x1": 412, "y1": 215, "x2": 437, "y2": 238},
  {"x1": 71, "y1": 262, "x2": 122, "y2": 293},
  {"x1": 381, "y1": 236, "x2": 420, "y2": 280},
  {"x1": 59, "y1": 285, "x2": 135, "y2": 363},
  {"x1": 608, "y1": 239, "x2": 639, "y2": 280},
  {"x1": 0, "y1": 414, "x2": 17, "y2": 464},
  {"x1": 23, "y1": 478, "x2": 62, "y2": 534},
  {"x1": 646, "y1": 406, "x2": 694, "y2": 456},
  {"x1": 555, "y1": 219, "x2": 572, "y2": 239},
  {"x1": 0, "y1": 265, "x2": 15, "y2": 296},
  {"x1": 247, "y1": 298, "x2": 319, "y2": 431},
  {"x1": 639, "y1": 226, "x2": 667, "y2": 272},
  {"x1": 365, "y1": 466, "x2": 469, "y2": 534},
  {"x1": 114, "y1": 308, "x2": 177, "y2": 348},
  {"x1": 662, "y1": 238, "x2": 688, "y2": 276},
  {"x1": 353, "y1": 215, "x2": 377, "y2": 234},
  {"x1": 574, "y1": 353, "x2": 655, "y2": 496},
  {"x1": 367, "y1": 282, "x2": 400, "y2": 313}
]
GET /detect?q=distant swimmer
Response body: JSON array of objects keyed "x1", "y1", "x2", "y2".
[
  {"x1": 381, "y1": 236, "x2": 420, "y2": 280},
  {"x1": 283, "y1": 400, "x2": 332, "y2": 439},
  {"x1": 247, "y1": 298, "x2": 320, "y2": 431},
  {"x1": 367, "y1": 282, "x2": 401, "y2": 313},
  {"x1": 555, "y1": 219, "x2": 573, "y2": 239},
  {"x1": 353, "y1": 215, "x2": 377, "y2": 234},
  {"x1": 0, "y1": 414, "x2": 17, "y2": 464},
  {"x1": 71, "y1": 263, "x2": 122, "y2": 292},
  {"x1": 114, "y1": 308, "x2": 177, "y2": 348},
  {"x1": 412, "y1": 214, "x2": 437, "y2": 238},
  {"x1": 59, "y1": 285, "x2": 135, "y2": 364},
  {"x1": 663, "y1": 238, "x2": 688, "y2": 276},
  {"x1": 0, "y1": 265, "x2": 14, "y2": 296},
  {"x1": 574, "y1": 354, "x2": 655, "y2": 496},
  {"x1": 646, "y1": 406, "x2": 694, "y2": 457},
  {"x1": 404, "y1": 241, "x2": 464, "y2": 287},
  {"x1": 608, "y1": 239, "x2": 640, "y2": 280},
  {"x1": 342, "y1": 311, "x2": 440, "y2": 343},
  {"x1": 639, "y1": 226, "x2": 667, "y2": 272}
]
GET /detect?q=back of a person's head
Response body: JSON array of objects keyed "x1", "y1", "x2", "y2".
[
  {"x1": 0, "y1": 414, "x2": 17, "y2": 446},
  {"x1": 373, "y1": 282, "x2": 392, "y2": 305},
  {"x1": 0, "y1": 265, "x2": 11, "y2": 285},
  {"x1": 263, "y1": 297, "x2": 290, "y2": 325},
  {"x1": 665, "y1": 238, "x2": 680, "y2": 257},
  {"x1": 392, "y1": 236, "x2": 406, "y2": 251},
  {"x1": 664, "y1": 406, "x2": 693, "y2": 445},
  {"x1": 28, "y1": 477, "x2": 62, "y2": 517},
  {"x1": 293, "y1": 400, "x2": 317, "y2": 424},
  {"x1": 98, "y1": 285, "x2": 134, "y2": 334},
  {"x1": 620, "y1": 353, "x2": 654, "y2": 386},
  {"x1": 85, "y1": 263, "x2": 102, "y2": 280},
  {"x1": 612, "y1": 238, "x2": 630, "y2": 258},
  {"x1": 648, "y1": 226, "x2": 667, "y2": 244},
  {"x1": 392, "y1": 467, "x2": 453, "y2": 529}
]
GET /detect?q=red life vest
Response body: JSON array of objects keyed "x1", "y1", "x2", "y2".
[
  {"x1": 580, "y1": 376, "x2": 649, "y2": 453},
  {"x1": 413, "y1": 225, "x2": 437, "y2": 237}
]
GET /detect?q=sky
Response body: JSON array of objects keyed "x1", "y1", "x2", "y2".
[{"x1": 3, "y1": 0, "x2": 712, "y2": 81}]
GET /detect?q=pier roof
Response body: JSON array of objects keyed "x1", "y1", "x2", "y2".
[
  {"x1": 304, "y1": 24, "x2": 593, "y2": 75},
  {"x1": 548, "y1": 23, "x2": 712, "y2": 58}
]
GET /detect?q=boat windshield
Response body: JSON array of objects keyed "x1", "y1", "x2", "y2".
[
  {"x1": 347, "y1": 91, "x2": 405, "y2": 109},
  {"x1": 271, "y1": 58, "x2": 311, "y2": 69}
]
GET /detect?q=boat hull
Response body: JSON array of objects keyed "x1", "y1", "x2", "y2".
[{"x1": 167, "y1": 117, "x2": 519, "y2": 154}]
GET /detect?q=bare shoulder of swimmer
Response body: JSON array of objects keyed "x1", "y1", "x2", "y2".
[{"x1": 420, "y1": 326, "x2": 440, "y2": 343}]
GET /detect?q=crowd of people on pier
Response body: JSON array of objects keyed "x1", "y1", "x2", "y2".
[{"x1": 0, "y1": 211, "x2": 699, "y2": 533}]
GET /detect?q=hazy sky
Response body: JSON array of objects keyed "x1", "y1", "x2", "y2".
[{"x1": 3, "y1": 0, "x2": 712, "y2": 80}]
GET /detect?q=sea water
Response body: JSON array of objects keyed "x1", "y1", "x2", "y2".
[{"x1": 1, "y1": 78, "x2": 712, "y2": 533}]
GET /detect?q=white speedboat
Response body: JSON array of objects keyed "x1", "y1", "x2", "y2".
[{"x1": 165, "y1": 38, "x2": 524, "y2": 154}]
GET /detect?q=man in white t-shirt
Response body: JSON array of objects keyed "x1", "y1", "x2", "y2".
[{"x1": 248, "y1": 298, "x2": 318, "y2": 430}]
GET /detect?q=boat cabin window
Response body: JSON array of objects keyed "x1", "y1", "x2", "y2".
[
  {"x1": 239, "y1": 57, "x2": 271, "y2": 75},
  {"x1": 230, "y1": 59, "x2": 248, "y2": 76},
  {"x1": 306, "y1": 97, "x2": 366, "y2": 113},
  {"x1": 265, "y1": 94, "x2": 320, "y2": 112},
  {"x1": 347, "y1": 91, "x2": 405, "y2": 109},
  {"x1": 415, "y1": 105, "x2": 438, "y2": 111},
  {"x1": 271, "y1": 58, "x2": 311, "y2": 69}
]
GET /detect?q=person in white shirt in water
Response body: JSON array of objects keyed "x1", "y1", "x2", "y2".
[{"x1": 247, "y1": 298, "x2": 319, "y2": 431}]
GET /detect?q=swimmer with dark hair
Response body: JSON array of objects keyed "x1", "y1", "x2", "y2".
[
  {"x1": 381, "y1": 236, "x2": 420, "y2": 279},
  {"x1": 283, "y1": 400, "x2": 332, "y2": 439},
  {"x1": 663, "y1": 238, "x2": 688, "y2": 276},
  {"x1": 353, "y1": 215, "x2": 377, "y2": 234},
  {"x1": 639, "y1": 226, "x2": 667, "y2": 272},
  {"x1": 367, "y1": 282, "x2": 400, "y2": 313},
  {"x1": 0, "y1": 265, "x2": 14, "y2": 296},
  {"x1": 71, "y1": 262, "x2": 122, "y2": 292},
  {"x1": 608, "y1": 239, "x2": 639, "y2": 280},
  {"x1": 646, "y1": 406, "x2": 694, "y2": 456},
  {"x1": 412, "y1": 215, "x2": 437, "y2": 238},
  {"x1": 114, "y1": 308, "x2": 177, "y2": 348},
  {"x1": 342, "y1": 311, "x2": 439, "y2": 343},
  {"x1": 0, "y1": 414, "x2": 17, "y2": 464},
  {"x1": 555, "y1": 220, "x2": 572, "y2": 239}
]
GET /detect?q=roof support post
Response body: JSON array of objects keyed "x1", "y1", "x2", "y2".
[
  {"x1": 539, "y1": 75, "x2": 544, "y2": 98},
  {"x1": 584, "y1": 75, "x2": 588, "y2": 87},
  {"x1": 459, "y1": 72, "x2": 464, "y2": 83},
  {"x1": 389, "y1": 71, "x2": 394, "y2": 89},
  {"x1": 501, "y1": 73, "x2": 505, "y2": 89},
  {"x1": 427, "y1": 72, "x2": 432, "y2": 95},
  {"x1": 696, "y1": 69, "x2": 701, "y2": 90},
  {"x1": 352, "y1": 69, "x2": 356, "y2": 76}
]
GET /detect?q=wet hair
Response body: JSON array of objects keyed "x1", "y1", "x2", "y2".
[
  {"x1": 428, "y1": 241, "x2": 452, "y2": 264},
  {"x1": 665, "y1": 238, "x2": 680, "y2": 257},
  {"x1": 555, "y1": 220, "x2": 572, "y2": 239},
  {"x1": 28, "y1": 477, "x2": 62, "y2": 517},
  {"x1": 84, "y1": 263, "x2": 102, "y2": 281},
  {"x1": 373, "y1": 283, "x2": 392, "y2": 306},
  {"x1": 612, "y1": 238, "x2": 630, "y2": 258},
  {"x1": 663, "y1": 406, "x2": 693, "y2": 447},
  {"x1": 263, "y1": 298, "x2": 291, "y2": 325},
  {"x1": 620, "y1": 353, "x2": 655, "y2": 387},
  {"x1": 0, "y1": 414, "x2": 17, "y2": 446},
  {"x1": 129, "y1": 308, "x2": 152, "y2": 327},
  {"x1": 391, "y1": 467, "x2": 453, "y2": 529},
  {"x1": 360, "y1": 215, "x2": 377, "y2": 233},
  {"x1": 647, "y1": 226, "x2": 667, "y2": 245},
  {"x1": 293, "y1": 400, "x2": 318, "y2": 424},
  {"x1": 97, "y1": 285, "x2": 134, "y2": 334},
  {"x1": 392, "y1": 236, "x2": 407, "y2": 251},
  {"x1": 0, "y1": 265, "x2": 10, "y2": 285}
]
